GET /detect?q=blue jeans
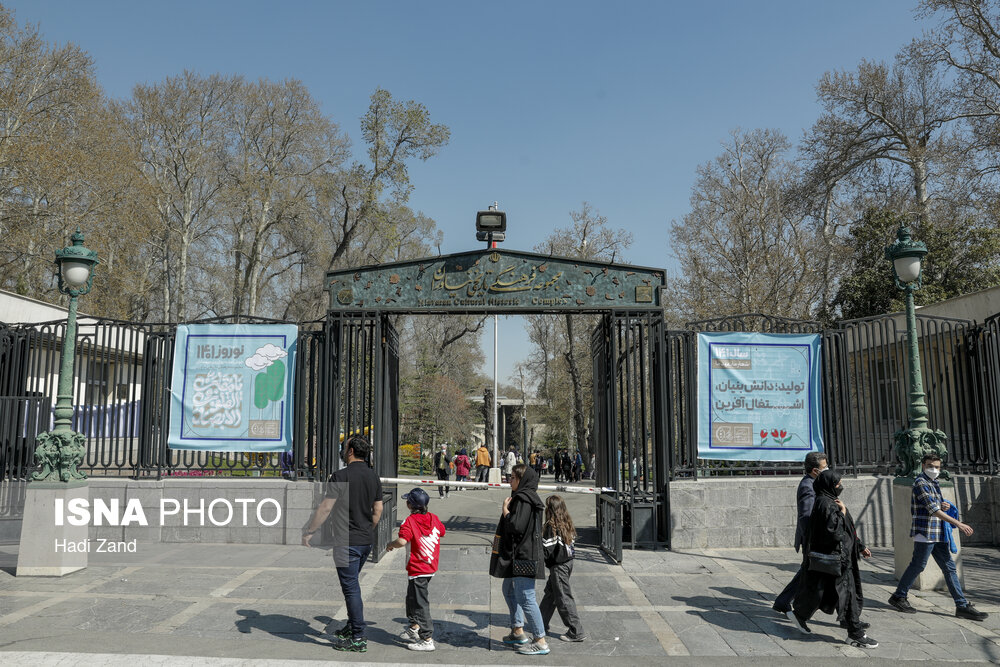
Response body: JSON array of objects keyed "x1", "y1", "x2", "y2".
[
  {"x1": 893, "y1": 540, "x2": 967, "y2": 607},
  {"x1": 336, "y1": 544, "x2": 373, "y2": 638},
  {"x1": 502, "y1": 576, "x2": 545, "y2": 639}
]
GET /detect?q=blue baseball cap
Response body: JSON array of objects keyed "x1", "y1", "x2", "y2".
[{"x1": 402, "y1": 488, "x2": 430, "y2": 509}]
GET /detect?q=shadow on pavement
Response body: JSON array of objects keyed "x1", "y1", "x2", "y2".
[{"x1": 234, "y1": 609, "x2": 328, "y2": 645}]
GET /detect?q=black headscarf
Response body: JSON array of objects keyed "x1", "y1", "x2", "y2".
[{"x1": 814, "y1": 469, "x2": 843, "y2": 499}]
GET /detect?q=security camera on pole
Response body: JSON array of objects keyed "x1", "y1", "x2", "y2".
[{"x1": 476, "y1": 204, "x2": 505, "y2": 484}]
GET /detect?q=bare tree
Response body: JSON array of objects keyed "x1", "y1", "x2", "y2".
[{"x1": 670, "y1": 128, "x2": 822, "y2": 321}]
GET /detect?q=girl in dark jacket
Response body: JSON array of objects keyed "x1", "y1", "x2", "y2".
[
  {"x1": 789, "y1": 469, "x2": 877, "y2": 649},
  {"x1": 540, "y1": 495, "x2": 585, "y2": 641},
  {"x1": 490, "y1": 464, "x2": 549, "y2": 655}
]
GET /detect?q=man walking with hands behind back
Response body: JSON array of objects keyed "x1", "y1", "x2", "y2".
[
  {"x1": 888, "y1": 454, "x2": 988, "y2": 621},
  {"x1": 772, "y1": 452, "x2": 827, "y2": 614},
  {"x1": 301, "y1": 435, "x2": 384, "y2": 652}
]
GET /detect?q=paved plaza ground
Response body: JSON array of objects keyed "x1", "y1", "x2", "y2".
[{"x1": 0, "y1": 481, "x2": 998, "y2": 666}]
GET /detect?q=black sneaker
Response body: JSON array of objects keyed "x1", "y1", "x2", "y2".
[
  {"x1": 333, "y1": 636, "x2": 367, "y2": 652},
  {"x1": 785, "y1": 610, "x2": 811, "y2": 634},
  {"x1": 956, "y1": 604, "x2": 989, "y2": 621},
  {"x1": 847, "y1": 633, "x2": 878, "y2": 649},
  {"x1": 772, "y1": 603, "x2": 791, "y2": 616},
  {"x1": 840, "y1": 620, "x2": 871, "y2": 630},
  {"x1": 559, "y1": 632, "x2": 587, "y2": 642},
  {"x1": 332, "y1": 624, "x2": 351, "y2": 640},
  {"x1": 888, "y1": 595, "x2": 917, "y2": 614}
]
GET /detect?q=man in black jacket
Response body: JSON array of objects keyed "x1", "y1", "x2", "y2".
[{"x1": 772, "y1": 451, "x2": 827, "y2": 614}]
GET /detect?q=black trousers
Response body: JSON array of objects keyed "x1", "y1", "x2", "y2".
[
  {"x1": 436, "y1": 469, "x2": 450, "y2": 496},
  {"x1": 774, "y1": 553, "x2": 807, "y2": 611},
  {"x1": 540, "y1": 561, "x2": 583, "y2": 637},
  {"x1": 406, "y1": 576, "x2": 434, "y2": 640}
]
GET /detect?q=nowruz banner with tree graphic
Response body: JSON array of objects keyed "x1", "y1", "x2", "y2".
[
  {"x1": 168, "y1": 324, "x2": 297, "y2": 451},
  {"x1": 697, "y1": 332, "x2": 823, "y2": 461}
]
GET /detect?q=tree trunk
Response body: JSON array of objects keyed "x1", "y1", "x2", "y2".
[{"x1": 564, "y1": 314, "x2": 589, "y2": 459}]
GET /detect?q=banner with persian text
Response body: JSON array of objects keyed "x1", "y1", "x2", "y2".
[
  {"x1": 697, "y1": 332, "x2": 823, "y2": 461},
  {"x1": 168, "y1": 324, "x2": 297, "y2": 452}
]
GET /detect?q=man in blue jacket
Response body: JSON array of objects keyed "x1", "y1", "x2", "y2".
[{"x1": 772, "y1": 451, "x2": 827, "y2": 614}]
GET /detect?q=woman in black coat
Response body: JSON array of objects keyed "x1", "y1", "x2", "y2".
[
  {"x1": 789, "y1": 469, "x2": 877, "y2": 649},
  {"x1": 490, "y1": 463, "x2": 549, "y2": 655}
]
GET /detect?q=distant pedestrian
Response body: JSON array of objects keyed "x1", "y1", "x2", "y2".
[
  {"x1": 490, "y1": 464, "x2": 549, "y2": 655},
  {"x1": 588, "y1": 454, "x2": 596, "y2": 480},
  {"x1": 773, "y1": 452, "x2": 827, "y2": 614},
  {"x1": 573, "y1": 451, "x2": 583, "y2": 483},
  {"x1": 541, "y1": 495, "x2": 585, "y2": 642},
  {"x1": 387, "y1": 488, "x2": 446, "y2": 652},
  {"x1": 553, "y1": 450, "x2": 563, "y2": 482},
  {"x1": 475, "y1": 443, "x2": 492, "y2": 484},
  {"x1": 301, "y1": 435, "x2": 383, "y2": 653},
  {"x1": 434, "y1": 444, "x2": 452, "y2": 498},
  {"x1": 454, "y1": 448, "x2": 472, "y2": 489},
  {"x1": 503, "y1": 446, "x2": 517, "y2": 482},
  {"x1": 888, "y1": 454, "x2": 988, "y2": 621},
  {"x1": 789, "y1": 470, "x2": 877, "y2": 649}
]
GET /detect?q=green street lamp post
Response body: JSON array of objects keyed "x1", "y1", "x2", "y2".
[
  {"x1": 885, "y1": 224, "x2": 948, "y2": 480},
  {"x1": 32, "y1": 228, "x2": 99, "y2": 483}
]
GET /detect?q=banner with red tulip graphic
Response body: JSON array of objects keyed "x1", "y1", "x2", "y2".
[{"x1": 697, "y1": 332, "x2": 823, "y2": 461}]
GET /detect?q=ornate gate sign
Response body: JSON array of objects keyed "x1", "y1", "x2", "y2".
[{"x1": 326, "y1": 249, "x2": 663, "y2": 313}]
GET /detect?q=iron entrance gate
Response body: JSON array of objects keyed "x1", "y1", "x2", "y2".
[
  {"x1": 592, "y1": 312, "x2": 669, "y2": 561},
  {"x1": 325, "y1": 313, "x2": 400, "y2": 562}
]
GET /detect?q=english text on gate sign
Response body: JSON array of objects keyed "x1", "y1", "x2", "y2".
[{"x1": 697, "y1": 332, "x2": 823, "y2": 461}]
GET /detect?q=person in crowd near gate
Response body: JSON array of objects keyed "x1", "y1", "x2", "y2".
[
  {"x1": 788, "y1": 470, "x2": 877, "y2": 649},
  {"x1": 386, "y1": 487, "x2": 446, "y2": 652},
  {"x1": 540, "y1": 495, "x2": 586, "y2": 642},
  {"x1": 562, "y1": 450, "x2": 573, "y2": 483},
  {"x1": 573, "y1": 451, "x2": 583, "y2": 483},
  {"x1": 888, "y1": 454, "x2": 988, "y2": 621},
  {"x1": 490, "y1": 463, "x2": 549, "y2": 655},
  {"x1": 476, "y1": 442, "x2": 492, "y2": 484},
  {"x1": 772, "y1": 452, "x2": 827, "y2": 614},
  {"x1": 434, "y1": 443, "x2": 452, "y2": 499},
  {"x1": 588, "y1": 454, "x2": 596, "y2": 480},
  {"x1": 553, "y1": 449, "x2": 563, "y2": 482},
  {"x1": 454, "y1": 448, "x2": 471, "y2": 489},
  {"x1": 504, "y1": 446, "x2": 517, "y2": 483},
  {"x1": 534, "y1": 451, "x2": 544, "y2": 476},
  {"x1": 301, "y1": 435, "x2": 383, "y2": 653},
  {"x1": 529, "y1": 450, "x2": 537, "y2": 469}
]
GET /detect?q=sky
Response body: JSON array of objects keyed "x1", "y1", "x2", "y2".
[{"x1": 8, "y1": 0, "x2": 934, "y2": 389}]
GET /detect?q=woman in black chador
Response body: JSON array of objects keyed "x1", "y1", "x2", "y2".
[{"x1": 788, "y1": 469, "x2": 878, "y2": 649}]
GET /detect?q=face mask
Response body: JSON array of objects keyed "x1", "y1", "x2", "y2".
[
  {"x1": 925, "y1": 467, "x2": 940, "y2": 480},
  {"x1": 832, "y1": 484, "x2": 843, "y2": 497}
]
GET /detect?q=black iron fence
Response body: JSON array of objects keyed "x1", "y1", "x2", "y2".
[
  {"x1": 2, "y1": 307, "x2": 999, "y2": 482},
  {"x1": 670, "y1": 311, "x2": 1000, "y2": 477},
  {"x1": 0, "y1": 316, "x2": 345, "y2": 481}
]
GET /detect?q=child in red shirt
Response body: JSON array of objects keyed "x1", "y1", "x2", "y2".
[{"x1": 387, "y1": 487, "x2": 446, "y2": 652}]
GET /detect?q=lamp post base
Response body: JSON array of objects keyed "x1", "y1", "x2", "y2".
[{"x1": 16, "y1": 481, "x2": 89, "y2": 577}]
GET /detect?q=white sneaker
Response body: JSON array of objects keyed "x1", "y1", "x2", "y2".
[
  {"x1": 399, "y1": 626, "x2": 420, "y2": 642},
  {"x1": 407, "y1": 638, "x2": 435, "y2": 651}
]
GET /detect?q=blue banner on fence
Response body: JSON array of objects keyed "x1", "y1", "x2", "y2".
[
  {"x1": 168, "y1": 324, "x2": 297, "y2": 452},
  {"x1": 697, "y1": 332, "x2": 823, "y2": 461}
]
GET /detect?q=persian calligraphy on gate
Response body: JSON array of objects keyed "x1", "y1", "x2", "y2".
[{"x1": 326, "y1": 249, "x2": 663, "y2": 312}]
